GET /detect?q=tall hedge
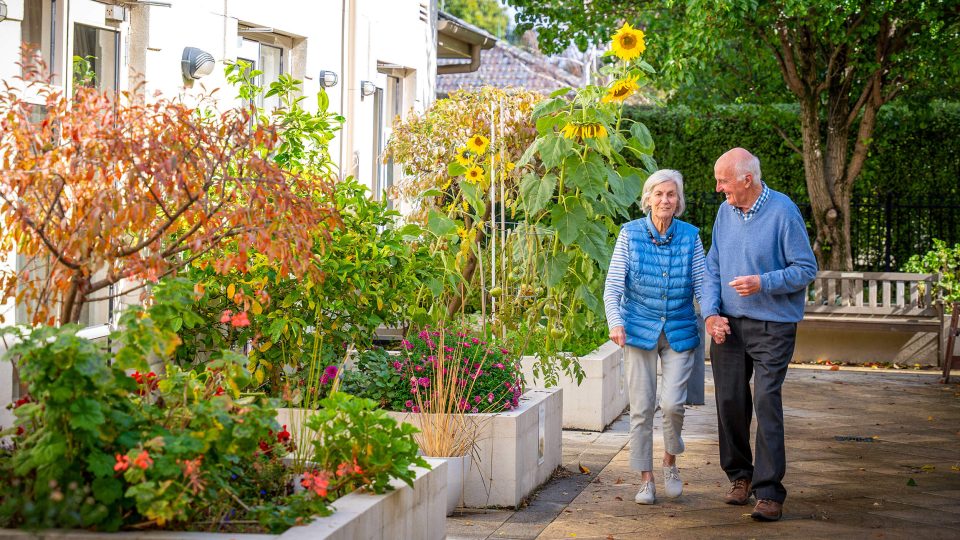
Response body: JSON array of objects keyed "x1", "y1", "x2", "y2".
[
  {"x1": 624, "y1": 102, "x2": 960, "y2": 197},
  {"x1": 622, "y1": 102, "x2": 960, "y2": 269}
]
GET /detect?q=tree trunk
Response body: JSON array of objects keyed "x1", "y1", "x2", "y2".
[{"x1": 797, "y1": 98, "x2": 854, "y2": 271}]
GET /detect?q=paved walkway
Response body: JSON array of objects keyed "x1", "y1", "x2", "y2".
[{"x1": 448, "y1": 366, "x2": 960, "y2": 539}]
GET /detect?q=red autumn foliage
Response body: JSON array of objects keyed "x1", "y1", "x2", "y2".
[{"x1": 0, "y1": 56, "x2": 340, "y2": 325}]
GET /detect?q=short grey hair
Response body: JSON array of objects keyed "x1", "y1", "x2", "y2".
[
  {"x1": 640, "y1": 169, "x2": 686, "y2": 217},
  {"x1": 734, "y1": 153, "x2": 762, "y2": 186}
]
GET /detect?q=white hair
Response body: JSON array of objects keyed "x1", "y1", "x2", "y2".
[
  {"x1": 640, "y1": 169, "x2": 686, "y2": 217},
  {"x1": 734, "y1": 153, "x2": 762, "y2": 186}
]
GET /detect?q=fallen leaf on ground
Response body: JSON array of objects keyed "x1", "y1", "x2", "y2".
[
  {"x1": 579, "y1": 463, "x2": 591, "y2": 474},
  {"x1": 921, "y1": 464, "x2": 936, "y2": 472},
  {"x1": 907, "y1": 478, "x2": 918, "y2": 486},
  {"x1": 614, "y1": 496, "x2": 623, "y2": 501},
  {"x1": 830, "y1": 365, "x2": 840, "y2": 371}
]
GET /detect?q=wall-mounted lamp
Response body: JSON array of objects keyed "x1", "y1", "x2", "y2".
[
  {"x1": 360, "y1": 80, "x2": 377, "y2": 99},
  {"x1": 0, "y1": 1, "x2": 8, "y2": 23},
  {"x1": 318, "y1": 70, "x2": 338, "y2": 89},
  {"x1": 181, "y1": 47, "x2": 215, "y2": 80}
]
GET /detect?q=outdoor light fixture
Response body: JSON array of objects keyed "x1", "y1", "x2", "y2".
[
  {"x1": 360, "y1": 80, "x2": 377, "y2": 99},
  {"x1": 181, "y1": 47, "x2": 215, "y2": 80},
  {"x1": 318, "y1": 70, "x2": 339, "y2": 88},
  {"x1": 0, "y1": 1, "x2": 8, "y2": 23}
]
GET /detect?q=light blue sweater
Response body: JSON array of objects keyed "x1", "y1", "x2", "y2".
[{"x1": 701, "y1": 189, "x2": 817, "y2": 323}]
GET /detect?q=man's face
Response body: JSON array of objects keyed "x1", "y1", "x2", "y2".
[{"x1": 714, "y1": 163, "x2": 752, "y2": 209}]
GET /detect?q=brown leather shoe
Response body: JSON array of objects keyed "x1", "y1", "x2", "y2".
[
  {"x1": 751, "y1": 499, "x2": 783, "y2": 521},
  {"x1": 724, "y1": 478, "x2": 752, "y2": 505}
]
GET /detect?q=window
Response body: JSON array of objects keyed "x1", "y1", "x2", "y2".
[
  {"x1": 238, "y1": 37, "x2": 284, "y2": 110},
  {"x1": 21, "y1": 0, "x2": 56, "y2": 77},
  {"x1": 73, "y1": 23, "x2": 119, "y2": 93}
]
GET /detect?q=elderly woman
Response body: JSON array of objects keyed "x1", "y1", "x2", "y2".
[{"x1": 603, "y1": 169, "x2": 704, "y2": 504}]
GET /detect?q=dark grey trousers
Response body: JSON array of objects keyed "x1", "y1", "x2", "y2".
[{"x1": 710, "y1": 316, "x2": 796, "y2": 503}]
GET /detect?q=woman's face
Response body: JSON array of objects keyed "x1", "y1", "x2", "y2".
[{"x1": 649, "y1": 181, "x2": 678, "y2": 221}]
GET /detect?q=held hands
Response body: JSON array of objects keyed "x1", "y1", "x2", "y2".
[
  {"x1": 729, "y1": 275, "x2": 761, "y2": 297},
  {"x1": 705, "y1": 315, "x2": 730, "y2": 345},
  {"x1": 610, "y1": 326, "x2": 626, "y2": 348}
]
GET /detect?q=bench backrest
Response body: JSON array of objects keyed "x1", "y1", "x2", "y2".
[{"x1": 805, "y1": 271, "x2": 941, "y2": 317}]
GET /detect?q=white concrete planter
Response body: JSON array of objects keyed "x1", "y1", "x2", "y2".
[
  {"x1": 0, "y1": 461, "x2": 446, "y2": 540},
  {"x1": 442, "y1": 454, "x2": 471, "y2": 515},
  {"x1": 521, "y1": 341, "x2": 628, "y2": 431},
  {"x1": 385, "y1": 387, "x2": 562, "y2": 509}
]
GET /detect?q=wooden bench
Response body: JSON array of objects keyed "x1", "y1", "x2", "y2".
[{"x1": 802, "y1": 271, "x2": 944, "y2": 361}]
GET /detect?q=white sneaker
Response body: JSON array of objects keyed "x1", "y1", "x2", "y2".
[
  {"x1": 635, "y1": 481, "x2": 656, "y2": 504},
  {"x1": 663, "y1": 464, "x2": 682, "y2": 498}
]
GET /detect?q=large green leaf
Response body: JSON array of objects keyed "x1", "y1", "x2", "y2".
[
  {"x1": 519, "y1": 172, "x2": 556, "y2": 216},
  {"x1": 551, "y1": 201, "x2": 587, "y2": 245},
  {"x1": 516, "y1": 139, "x2": 539, "y2": 168},
  {"x1": 629, "y1": 122, "x2": 655, "y2": 155},
  {"x1": 69, "y1": 398, "x2": 105, "y2": 432},
  {"x1": 578, "y1": 220, "x2": 612, "y2": 266},
  {"x1": 447, "y1": 162, "x2": 467, "y2": 177},
  {"x1": 532, "y1": 97, "x2": 568, "y2": 119},
  {"x1": 538, "y1": 134, "x2": 573, "y2": 170},
  {"x1": 460, "y1": 181, "x2": 486, "y2": 216},
  {"x1": 545, "y1": 250, "x2": 573, "y2": 287},
  {"x1": 426, "y1": 209, "x2": 458, "y2": 237},
  {"x1": 566, "y1": 152, "x2": 608, "y2": 198},
  {"x1": 577, "y1": 284, "x2": 603, "y2": 315}
]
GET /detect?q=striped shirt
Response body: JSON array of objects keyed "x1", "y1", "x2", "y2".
[
  {"x1": 732, "y1": 182, "x2": 770, "y2": 221},
  {"x1": 603, "y1": 229, "x2": 705, "y2": 330}
]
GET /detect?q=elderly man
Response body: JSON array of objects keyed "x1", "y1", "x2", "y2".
[{"x1": 702, "y1": 148, "x2": 817, "y2": 521}]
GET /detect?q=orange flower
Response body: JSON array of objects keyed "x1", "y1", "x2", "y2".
[
  {"x1": 133, "y1": 450, "x2": 153, "y2": 470},
  {"x1": 301, "y1": 469, "x2": 330, "y2": 497},
  {"x1": 114, "y1": 454, "x2": 130, "y2": 472}
]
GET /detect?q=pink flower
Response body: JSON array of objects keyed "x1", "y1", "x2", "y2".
[
  {"x1": 411, "y1": 405, "x2": 420, "y2": 413},
  {"x1": 220, "y1": 310, "x2": 233, "y2": 323},
  {"x1": 230, "y1": 311, "x2": 251, "y2": 327},
  {"x1": 494, "y1": 362, "x2": 504, "y2": 369},
  {"x1": 401, "y1": 339, "x2": 414, "y2": 350},
  {"x1": 405, "y1": 400, "x2": 414, "y2": 408},
  {"x1": 474, "y1": 395, "x2": 482, "y2": 404},
  {"x1": 393, "y1": 361, "x2": 403, "y2": 370},
  {"x1": 471, "y1": 337, "x2": 480, "y2": 344},
  {"x1": 320, "y1": 365, "x2": 339, "y2": 385},
  {"x1": 500, "y1": 348, "x2": 510, "y2": 355},
  {"x1": 487, "y1": 392, "x2": 495, "y2": 403},
  {"x1": 114, "y1": 454, "x2": 130, "y2": 472},
  {"x1": 414, "y1": 364, "x2": 423, "y2": 372},
  {"x1": 418, "y1": 377, "x2": 431, "y2": 388}
]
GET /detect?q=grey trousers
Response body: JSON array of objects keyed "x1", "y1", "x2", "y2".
[{"x1": 625, "y1": 333, "x2": 695, "y2": 472}]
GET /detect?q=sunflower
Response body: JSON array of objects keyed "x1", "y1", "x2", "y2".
[
  {"x1": 454, "y1": 146, "x2": 474, "y2": 166},
  {"x1": 467, "y1": 134, "x2": 489, "y2": 154},
  {"x1": 602, "y1": 76, "x2": 640, "y2": 103},
  {"x1": 561, "y1": 122, "x2": 608, "y2": 140},
  {"x1": 465, "y1": 165, "x2": 485, "y2": 183},
  {"x1": 610, "y1": 23, "x2": 646, "y2": 61}
]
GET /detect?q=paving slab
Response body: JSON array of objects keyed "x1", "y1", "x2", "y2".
[{"x1": 447, "y1": 366, "x2": 960, "y2": 539}]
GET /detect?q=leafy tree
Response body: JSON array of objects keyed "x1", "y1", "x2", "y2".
[
  {"x1": 505, "y1": 0, "x2": 960, "y2": 269},
  {"x1": 0, "y1": 62, "x2": 339, "y2": 325},
  {"x1": 443, "y1": 0, "x2": 511, "y2": 39}
]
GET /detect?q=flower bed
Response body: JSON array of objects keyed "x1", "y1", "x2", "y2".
[
  {"x1": 0, "y1": 461, "x2": 445, "y2": 540},
  {"x1": 385, "y1": 387, "x2": 562, "y2": 509},
  {"x1": 0, "y1": 298, "x2": 430, "y2": 536},
  {"x1": 522, "y1": 341, "x2": 627, "y2": 431}
]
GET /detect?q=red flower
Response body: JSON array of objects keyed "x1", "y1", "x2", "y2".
[
  {"x1": 220, "y1": 310, "x2": 233, "y2": 323},
  {"x1": 301, "y1": 469, "x2": 330, "y2": 497},
  {"x1": 214, "y1": 386, "x2": 225, "y2": 396},
  {"x1": 230, "y1": 311, "x2": 251, "y2": 327},
  {"x1": 133, "y1": 450, "x2": 153, "y2": 470},
  {"x1": 277, "y1": 425, "x2": 291, "y2": 444},
  {"x1": 259, "y1": 439, "x2": 271, "y2": 452},
  {"x1": 13, "y1": 395, "x2": 31, "y2": 408},
  {"x1": 114, "y1": 454, "x2": 130, "y2": 472}
]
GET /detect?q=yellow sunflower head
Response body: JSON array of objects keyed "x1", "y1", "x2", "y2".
[
  {"x1": 467, "y1": 134, "x2": 490, "y2": 155},
  {"x1": 465, "y1": 165, "x2": 485, "y2": 183},
  {"x1": 560, "y1": 122, "x2": 608, "y2": 140},
  {"x1": 602, "y1": 75, "x2": 640, "y2": 103},
  {"x1": 455, "y1": 146, "x2": 474, "y2": 166},
  {"x1": 610, "y1": 23, "x2": 646, "y2": 62}
]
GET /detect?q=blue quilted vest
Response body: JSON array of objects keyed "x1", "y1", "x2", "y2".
[{"x1": 620, "y1": 216, "x2": 700, "y2": 352}]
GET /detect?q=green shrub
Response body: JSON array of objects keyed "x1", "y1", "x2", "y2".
[{"x1": 902, "y1": 239, "x2": 960, "y2": 311}]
